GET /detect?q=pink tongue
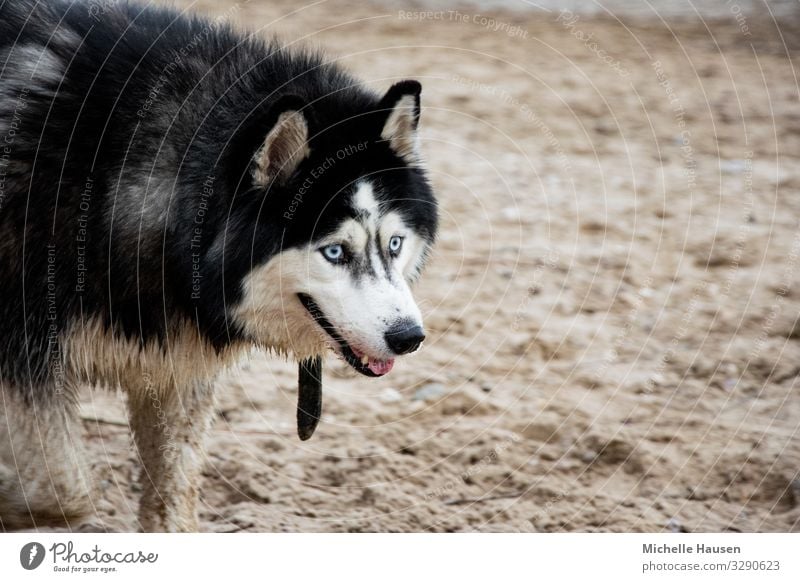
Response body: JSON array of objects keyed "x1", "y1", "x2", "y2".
[{"x1": 367, "y1": 358, "x2": 395, "y2": 375}]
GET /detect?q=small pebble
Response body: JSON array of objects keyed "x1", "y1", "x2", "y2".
[
  {"x1": 412, "y1": 382, "x2": 446, "y2": 401},
  {"x1": 379, "y1": 387, "x2": 403, "y2": 403}
]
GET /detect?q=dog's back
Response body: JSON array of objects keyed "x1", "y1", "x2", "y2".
[{"x1": 0, "y1": 0, "x2": 217, "y2": 393}]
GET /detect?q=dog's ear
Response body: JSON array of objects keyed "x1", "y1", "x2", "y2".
[
  {"x1": 379, "y1": 80, "x2": 422, "y2": 164},
  {"x1": 252, "y1": 96, "x2": 310, "y2": 187}
]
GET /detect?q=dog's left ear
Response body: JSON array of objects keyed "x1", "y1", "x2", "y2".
[
  {"x1": 379, "y1": 80, "x2": 422, "y2": 164},
  {"x1": 252, "y1": 97, "x2": 310, "y2": 187}
]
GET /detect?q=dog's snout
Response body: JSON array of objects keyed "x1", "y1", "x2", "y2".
[{"x1": 385, "y1": 320, "x2": 426, "y2": 355}]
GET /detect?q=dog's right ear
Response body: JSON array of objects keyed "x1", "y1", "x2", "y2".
[{"x1": 252, "y1": 96, "x2": 310, "y2": 187}]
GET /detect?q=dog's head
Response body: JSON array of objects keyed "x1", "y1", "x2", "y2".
[{"x1": 230, "y1": 81, "x2": 437, "y2": 376}]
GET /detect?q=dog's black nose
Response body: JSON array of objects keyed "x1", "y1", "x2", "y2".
[{"x1": 385, "y1": 321, "x2": 426, "y2": 355}]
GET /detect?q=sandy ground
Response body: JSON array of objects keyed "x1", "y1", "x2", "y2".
[{"x1": 62, "y1": 0, "x2": 800, "y2": 532}]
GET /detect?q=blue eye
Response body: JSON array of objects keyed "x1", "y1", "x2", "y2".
[
  {"x1": 388, "y1": 235, "x2": 403, "y2": 257},
  {"x1": 321, "y1": 244, "x2": 346, "y2": 263}
]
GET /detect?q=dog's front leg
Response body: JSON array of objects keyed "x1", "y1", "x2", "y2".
[{"x1": 125, "y1": 376, "x2": 216, "y2": 532}]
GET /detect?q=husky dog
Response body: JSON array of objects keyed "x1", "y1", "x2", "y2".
[{"x1": 0, "y1": 0, "x2": 437, "y2": 531}]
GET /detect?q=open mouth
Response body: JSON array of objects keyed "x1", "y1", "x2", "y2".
[{"x1": 297, "y1": 293, "x2": 395, "y2": 377}]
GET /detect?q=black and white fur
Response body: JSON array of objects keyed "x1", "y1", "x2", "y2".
[{"x1": 0, "y1": 0, "x2": 437, "y2": 531}]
